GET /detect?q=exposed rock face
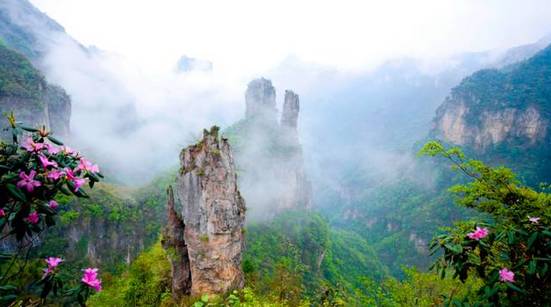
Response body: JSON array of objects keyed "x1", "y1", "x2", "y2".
[
  {"x1": 245, "y1": 78, "x2": 276, "y2": 120},
  {"x1": 225, "y1": 78, "x2": 312, "y2": 219},
  {"x1": 167, "y1": 127, "x2": 246, "y2": 296},
  {"x1": 44, "y1": 84, "x2": 71, "y2": 137},
  {"x1": 432, "y1": 46, "x2": 551, "y2": 152},
  {"x1": 434, "y1": 101, "x2": 547, "y2": 150},
  {"x1": 431, "y1": 45, "x2": 551, "y2": 184},
  {"x1": 0, "y1": 44, "x2": 71, "y2": 140},
  {"x1": 281, "y1": 90, "x2": 300, "y2": 130},
  {"x1": 162, "y1": 186, "x2": 191, "y2": 299}
]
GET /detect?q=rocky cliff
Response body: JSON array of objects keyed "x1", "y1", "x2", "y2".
[
  {"x1": 432, "y1": 44, "x2": 551, "y2": 184},
  {"x1": 0, "y1": 0, "x2": 77, "y2": 64},
  {"x1": 162, "y1": 186, "x2": 192, "y2": 299},
  {"x1": 0, "y1": 44, "x2": 70, "y2": 139},
  {"x1": 166, "y1": 127, "x2": 246, "y2": 296},
  {"x1": 224, "y1": 78, "x2": 312, "y2": 219},
  {"x1": 245, "y1": 77, "x2": 277, "y2": 121}
]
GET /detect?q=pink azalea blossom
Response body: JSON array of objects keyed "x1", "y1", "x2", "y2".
[
  {"x1": 61, "y1": 146, "x2": 76, "y2": 156},
  {"x1": 38, "y1": 154, "x2": 58, "y2": 169},
  {"x1": 45, "y1": 144, "x2": 60, "y2": 154},
  {"x1": 22, "y1": 138, "x2": 45, "y2": 152},
  {"x1": 43, "y1": 257, "x2": 63, "y2": 277},
  {"x1": 47, "y1": 169, "x2": 64, "y2": 181},
  {"x1": 45, "y1": 257, "x2": 63, "y2": 268},
  {"x1": 528, "y1": 216, "x2": 540, "y2": 224},
  {"x1": 77, "y1": 158, "x2": 100, "y2": 173},
  {"x1": 81, "y1": 268, "x2": 102, "y2": 291},
  {"x1": 48, "y1": 200, "x2": 58, "y2": 210},
  {"x1": 26, "y1": 211, "x2": 39, "y2": 224},
  {"x1": 0, "y1": 208, "x2": 5, "y2": 217},
  {"x1": 499, "y1": 268, "x2": 515, "y2": 283},
  {"x1": 65, "y1": 168, "x2": 86, "y2": 191},
  {"x1": 17, "y1": 170, "x2": 41, "y2": 192},
  {"x1": 467, "y1": 227, "x2": 489, "y2": 241}
]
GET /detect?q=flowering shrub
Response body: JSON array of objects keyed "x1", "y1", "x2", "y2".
[
  {"x1": 421, "y1": 141, "x2": 551, "y2": 306},
  {"x1": 0, "y1": 114, "x2": 103, "y2": 305}
]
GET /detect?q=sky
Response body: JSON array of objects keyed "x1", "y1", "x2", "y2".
[
  {"x1": 18, "y1": 0, "x2": 551, "y2": 185},
  {"x1": 29, "y1": 0, "x2": 551, "y2": 77}
]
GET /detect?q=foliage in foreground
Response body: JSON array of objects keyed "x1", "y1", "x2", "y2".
[
  {"x1": 421, "y1": 140, "x2": 551, "y2": 306},
  {"x1": 0, "y1": 116, "x2": 104, "y2": 305}
]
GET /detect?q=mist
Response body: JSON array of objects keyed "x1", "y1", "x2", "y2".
[{"x1": 11, "y1": 0, "x2": 551, "y2": 191}]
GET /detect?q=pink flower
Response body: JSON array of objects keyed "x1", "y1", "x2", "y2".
[
  {"x1": 22, "y1": 138, "x2": 45, "y2": 152},
  {"x1": 47, "y1": 169, "x2": 64, "y2": 181},
  {"x1": 45, "y1": 257, "x2": 63, "y2": 268},
  {"x1": 467, "y1": 227, "x2": 489, "y2": 241},
  {"x1": 17, "y1": 170, "x2": 41, "y2": 192},
  {"x1": 38, "y1": 154, "x2": 58, "y2": 169},
  {"x1": 45, "y1": 144, "x2": 60, "y2": 154},
  {"x1": 77, "y1": 158, "x2": 100, "y2": 173},
  {"x1": 0, "y1": 208, "x2": 5, "y2": 217},
  {"x1": 528, "y1": 216, "x2": 540, "y2": 224},
  {"x1": 499, "y1": 268, "x2": 515, "y2": 283},
  {"x1": 65, "y1": 168, "x2": 86, "y2": 191},
  {"x1": 81, "y1": 268, "x2": 102, "y2": 291},
  {"x1": 43, "y1": 257, "x2": 63, "y2": 277},
  {"x1": 61, "y1": 146, "x2": 76, "y2": 156},
  {"x1": 48, "y1": 200, "x2": 58, "y2": 210},
  {"x1": 26, "y1": 211, "x2": 39, "y2": 224}
]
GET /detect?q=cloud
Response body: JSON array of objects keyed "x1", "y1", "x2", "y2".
[{"x1": 30, "y1": 0, "x2": 551, "y2": 77}]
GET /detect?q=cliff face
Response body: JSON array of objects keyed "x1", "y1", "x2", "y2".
[
  {"x1": 0, "y1": 0, "x2": 75, "y2": 64},
  {"x1": 224, "y1": 78, "x2": 312, "y2": 219},
  {"x1": 162, "y1": 186, "x2": 192, "y2": 298},
  {"x1": 432, "y1": 45, "x2": 551, "y2": 183},
  {"x1": 0, "y1": 44, "x2": 71, "y2": 139},
  {"x1": 166, "y1": 127, "x2": 246, "y2": 296},
  {"x1": 434, "y1": 102, "x2": 546, "y2": 149},
  {"x1": 245, "y1": 77, "x2": 277, "y2": 121}
]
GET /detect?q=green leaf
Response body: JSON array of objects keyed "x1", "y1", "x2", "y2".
[
  {"x1": 47, "y1": 136, "x2": 64, "y2": 145},
  {"x1": 445, "y1": 243, "x2": 463, "y2": 254},
  {"x1": 527, "y1": 259, "x2": 537, "y2": 274},
  {"x1": 7, "y1": 184, "x2": 26, "y2": 202},
  {"x1": 508, "y1": 231, "x2": 515, "y2": 244},
  {"x1": 0, "y1": 285, "x2": 16, "y2": 292},
  {"x1": 527, "y1": 232, "x2": 538, "y2": 249},
  {"x1": 468, "y1": 253, "x2": 481, "y2": 265},
  {"x1": 88, "y1": 172, "x2": 100, "y2": 182},
  {"x1": 59, "y1": 185, "x2": 72, "y2": 195},
  {"x1": 506, "y1": 282, "x2": 525, "y2": 293},
  {"x1": 20, "y1": 126, "x2": 38, "y2": 132}
]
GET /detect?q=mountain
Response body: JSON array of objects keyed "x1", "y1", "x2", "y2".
[
  {"x1": 165, "y1": 127, "x2": 246, "y2": 297},
  {"x1": 282, "y1": 36, "x2": 551, "y2": 219},
  {"x1": 224, "y1": 78, "x2": 312, "y2": 219},
  {"x1": 0, "y1": 0, "x2": 81, "y2": 65},
  {"x1": 432, "y1": 44, "x2": 551, "y2": 184},
  {"x1": 0, "y1": 42, "x2": 70, "y2": 138},
  {"x1": 320, "y1": 42, "x2": 551, "y2": 276},
  {"x1": 175, "y1": 55, "x2": 213, "y2": 73}
]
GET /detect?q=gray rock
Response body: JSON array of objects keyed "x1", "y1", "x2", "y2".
[
  {"x1": 281, "y1": 90, "x2": 299, "y2": 130},
  {"x1": 245, "y1": 78, "x2": 276, "y2": 120},
  {"x1": 169, "y1": 127, "x2": 246, "y2": 296},
  {"x1": 162, "y1": 186, "x2": 192, "y2": 299}
]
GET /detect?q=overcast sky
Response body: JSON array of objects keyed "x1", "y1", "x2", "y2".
[{"x1": 29, "y1": 0, "x2": 551, "y2": 76}]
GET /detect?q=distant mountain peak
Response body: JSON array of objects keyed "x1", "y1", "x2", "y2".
[{"x1": 175, "y1": 55, "x2": 213, "y2": 73}]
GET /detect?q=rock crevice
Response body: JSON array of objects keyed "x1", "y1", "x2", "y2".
[{"x1": 165, "y1": 127, "x2": 246, "y2": 296}]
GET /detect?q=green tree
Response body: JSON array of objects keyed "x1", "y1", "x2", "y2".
[{"x1": 421, "y1": 141, "x2": 551, "y2": 306}]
